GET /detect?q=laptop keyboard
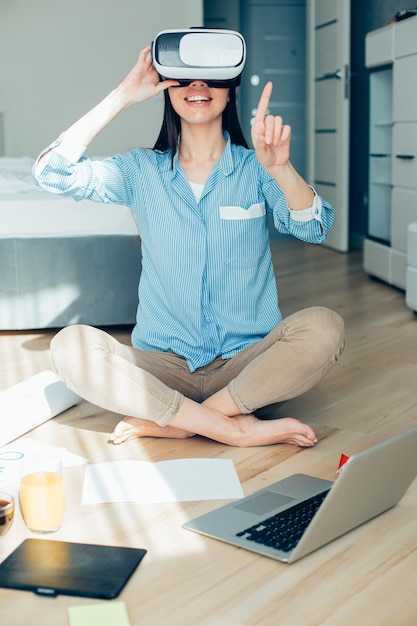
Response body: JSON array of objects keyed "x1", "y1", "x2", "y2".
[{"x1": 235, "y1": 490, "x2": 329, "y2": 553}]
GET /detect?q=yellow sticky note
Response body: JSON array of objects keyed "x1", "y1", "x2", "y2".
[{"x1": 68, "y1": 601, "x2": 131, "y2": 626}]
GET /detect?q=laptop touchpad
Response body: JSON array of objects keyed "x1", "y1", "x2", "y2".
[{"x1": 234, "y1": 491, "x2": 295, "y2": 516}]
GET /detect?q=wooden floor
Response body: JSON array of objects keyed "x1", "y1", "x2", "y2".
[{"x1": 1, "y1": 238, "x2": 417, "y2": 625}]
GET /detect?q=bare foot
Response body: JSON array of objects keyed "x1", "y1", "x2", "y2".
[
  {"x1": 199, "y1": 390, "x2": 317, "y2": 447},
  {"x1": 231, "y1": 415, "x2": 317, "y2": 448},
  {"x1": 108, "y1": 416, "x2": 196, "y2": 445}
]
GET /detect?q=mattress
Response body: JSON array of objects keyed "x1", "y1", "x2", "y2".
[{"x1": 0, "y1": 157, "x2": 141, "y2": 330}]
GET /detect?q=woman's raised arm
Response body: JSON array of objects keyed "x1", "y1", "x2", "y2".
[{"x1": 36, "y1": 46, "x2": 178, "y2": 168}]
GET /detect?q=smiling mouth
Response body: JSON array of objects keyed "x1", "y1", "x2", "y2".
[{"x1": 185, "y1": 95, "x2": 211, "y2": 103}]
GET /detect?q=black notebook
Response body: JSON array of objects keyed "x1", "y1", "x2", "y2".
[{"x1": 0, "y1": 538, "x2": 147, "y2": 599}]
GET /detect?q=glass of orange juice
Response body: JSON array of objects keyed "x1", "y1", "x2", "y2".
[{"x1": 19, "y1": 455, "x2": 65, "y2": 533}]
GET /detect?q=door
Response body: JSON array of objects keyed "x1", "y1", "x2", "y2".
[
  {"x1": 240, "y1": 0, "x2": 307, "y2": 179},
  {"x1": 307, "y1": 0, "x2": 350, "y2": 252}
]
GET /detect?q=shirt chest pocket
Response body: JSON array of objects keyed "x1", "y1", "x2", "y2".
[{"x1": 219, "y1": 202, "x2": 268, "y2": 268}]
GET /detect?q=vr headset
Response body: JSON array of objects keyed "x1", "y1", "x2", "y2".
[{"x1": 151, "y1": 28, "x2": 246, "y2": 87}]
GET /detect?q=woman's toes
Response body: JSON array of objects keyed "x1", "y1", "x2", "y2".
[
  {"x1": 108, "y1": 416, "x2": 195, "y2": 444},
  {"x1": 108, "y1": 419, "x2": 137, "y2": 444}
]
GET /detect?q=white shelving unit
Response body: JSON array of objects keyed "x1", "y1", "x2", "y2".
[
  {"x1": 363, "y1": 16, "x2": 417, "y2": 294},
  {"x1": 368, "y1": 67, "x2": 392, "y2": 243}
]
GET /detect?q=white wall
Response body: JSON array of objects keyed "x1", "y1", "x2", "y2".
[{"x1": 0, "y1": 0, "x2": 203, "y2": 157}]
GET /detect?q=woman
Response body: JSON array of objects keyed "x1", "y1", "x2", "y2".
[{"x1": 34, "y1": 43, "x2": 345, "y2": 448}]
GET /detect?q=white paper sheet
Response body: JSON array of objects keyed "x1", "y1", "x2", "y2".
[
  {"x1": 0, "y1": 371, "x2": 80, "y2": 448},
  {"x1": 81, "y1": 458, "x2": 244, "y2": 504},
  {"x1": 0, "y1": 438, "x2": 88, "y2": 488}
]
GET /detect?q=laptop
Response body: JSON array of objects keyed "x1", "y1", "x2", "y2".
[
  {"x1": 183, "y1": 426, "x2": 417, "y2": 563},
  {"x1": 0, "y1": 539, "x2": 147, "y2": 598}
]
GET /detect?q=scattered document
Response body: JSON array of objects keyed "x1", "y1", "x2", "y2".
[
  {"x1": 0, "y1": 370, "x2": 80, "y2": 447},
  {"x1": 0, "y1": 438, "x2": 88, "y2": 488},
  {"x1": 82, "y1": 458, "x2": 244, "y2": 504}
]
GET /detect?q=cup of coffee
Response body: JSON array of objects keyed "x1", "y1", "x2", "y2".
[
  {"x1": 0, "y1": 492, "x2": 15, "y2": 537},
  {"x1": 19, "y1": 455, "x2": 65, "y2": 533}
]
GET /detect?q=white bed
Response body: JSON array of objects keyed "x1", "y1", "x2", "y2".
[{"x1": 0, "y1": 157, "x2": 141, "y2": 330}]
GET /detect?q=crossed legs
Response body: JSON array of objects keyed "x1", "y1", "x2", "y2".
[{"x1": 50, "y1": 307, "x2": 345, "y2": 448}]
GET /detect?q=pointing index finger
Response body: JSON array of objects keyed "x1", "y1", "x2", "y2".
[{"x1": 254, "y1": 82, "x2": 273, "y2": 122}]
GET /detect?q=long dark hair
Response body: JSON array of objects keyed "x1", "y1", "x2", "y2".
[{"x1": 153, "y1": 87, "x2": 249, "y2": 158}]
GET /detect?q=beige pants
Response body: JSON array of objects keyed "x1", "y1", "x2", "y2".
[{"x1": 50, "y1": 306, "x2": 345, "y2": 426}]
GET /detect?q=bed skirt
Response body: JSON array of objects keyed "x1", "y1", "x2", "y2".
[{"x1": 0, "y1": 234, "x2": 141, "y2": 329}]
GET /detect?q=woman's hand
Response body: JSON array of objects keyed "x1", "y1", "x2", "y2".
[
  {"x1": 251, "y1": 82, "x2": 291, "y2": 171},
  {"x1": 117, "y1": 45, "x2": 179, "y2": 107},
  {"x1": 251, "y1": 82, "x2": 314, "y2": 209}
]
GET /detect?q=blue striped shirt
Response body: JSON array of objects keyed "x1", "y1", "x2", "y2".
[{"x1": 34, "y1": 134, "x2": 334, "y2": 372}]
